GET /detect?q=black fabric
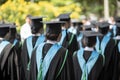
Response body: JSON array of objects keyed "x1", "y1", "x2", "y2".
[
  {"x1": 73, "y1": 51, "x2": 103, "y2": 80},
  {"x1": 30, "y1": 43, "x2": 75, "y2": 80},
  {"x1": 20, "y1": 36, "x2": 42, "y2": 80},
  {"x1": 62, "y1": 31, "x2": 79, "y2": 55},
  {"x1": 98, "y1": 37, "x2": 117, "y2": 80},
  {"x1": 0, "y1": 42, "x2": 19, "y2": 80}
]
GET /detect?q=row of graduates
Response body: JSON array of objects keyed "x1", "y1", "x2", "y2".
[
  {"x1": 0, "y1": 13, "x2": 120, "y2": 80},
  {"x1": 20, "y1": 14, "x2": 120, "y2": 80}
]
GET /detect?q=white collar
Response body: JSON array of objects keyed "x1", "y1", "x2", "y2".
[
  {"x1": 46, "y1": 40, "x2": 57, "y2": 44},
  {"x1": 84, "y1": 46, "x2": 94, "y2": 51},
  {"x1": 114, "y1": 36, "x2": 120, "y2": 40},
  {"x1": 32, "y1": 33, "x2": 41, "y2": 36},
  {"x1": 62, "y1": 27, "x2": 66, "y2": 30},
  {"x1": 0, "y1": 38, "x2": 3, "y2": 40}
]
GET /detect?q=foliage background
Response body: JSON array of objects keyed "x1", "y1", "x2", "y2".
[
  {"x1": 0, "y1": 0, "x2": 81, "y2": 32},
  {"x1": 0, "y1": 0, "x2": 119, "y2": 32}
]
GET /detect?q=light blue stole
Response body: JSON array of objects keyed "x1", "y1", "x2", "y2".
[
  {"x1": 26, "y1": 35, "x2": 45, "y2": 58},
  {"x1": 95, "y1": 36, "x2": 101, "y2": 54},
  {"x1": 112, "y1": 25, "x2": 117, "y2": 37},
  {"x1": 59, "y1": 30, "x2": 66, "y2": 45},
  {"x1": 100, "y1": 33, "x2": 110, "y2": 65},
  {"x1": 77, "y1": 34, "x2": 83, "y2": 49},
  {"x1": 36, "y1": 43, "x2": 61, "y2": 80},
  {"x1": 77, "y1": 49, "x2": 99, "y2": 80},
  {"x1": 118, "y1": 42, "x2": 120, "y2": 53},
  {"x1": 13, "y1": 39, "x2": 18, "y2": 46},
  {"x1": 0, "y1": 41, "x2": 10, "y2": 55},
  {"x1": 100, "y1": 33, "x2": 110, "y2": 56}
]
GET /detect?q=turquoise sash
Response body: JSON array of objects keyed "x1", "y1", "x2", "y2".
[
  {"x1": 77, "y1": 49, "x2": 99, "y2": 80},
  {"x1": 77, "y1": 33, "x2": 83, "y2": 42},
  {"x1": 100, "y1": 34, "x2": 110, "y2": 65},
  {"x1": 26, "y1": 35, "x2": 45, "y2": 58},
  {"x1": 13, "y1": 39, "x2": 18, "y2": 46},
  {"x1": 36, "y1": 43, "x2": 61, "y2": 80},
  {"x1": 59, "y1": 30, "x2": 66, "y2": 45},
  {"x1": 112, "y1": 25, "x2": 117, "y2": 37},
  {"x1": 106, "y1": 32, "x2": 112, "y2": 37},
  {"x1": 95, "y1": 37, "x2": 101, "y2": 54},
  {"x1": 100, "y1": 34, "x2": 110, "y2": 56},
  {"x1": 0, "y1": 41, "x2": 10, "y2": 55},
  {"x1": 118, "y1": 41, "x2": 120, "y2": 53},
  {"x1": 77, "y1": 34, "x2": 83, "y2": 49}
]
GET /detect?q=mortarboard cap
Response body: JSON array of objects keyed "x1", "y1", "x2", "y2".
[
  {"x1": 80, "y1": 31, "x2": 102, "y2": 37},
  {"x1": 80, "y1": 31, "x2": 102, "y2": 47},
  {"x1": 0, "y1": 24, "x2": 10, "y2": 37},
  {"x1": 82, "y1": 24, "x2": 94, "y2": 31},
  {"x1": 97, "y1": 21, "x2": 110, "y2": 34},
  {"x1": 30, "y1": 16, "x2": 44, "y2": 34},
  {"x1": 98, "y1": 21, "x2": 110, "y2": 28},
  {"x1": 71, "y1": 19, "x2": 83, "y2": 26},
  {"x1": 114, "y1": 16, "x2": 120, "y2": 23},
  {"x1": 45, "y1": 21, "x2": 65, "y2": 35},
  {"x1": 57, "y1": 13, "x2": 71, "y2": 21},
  {"x1": 9, "y1": 24, "x2": 17, "y2": 34}
]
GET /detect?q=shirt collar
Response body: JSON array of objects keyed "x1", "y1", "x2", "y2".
[
  {"x1": 0, "y1": 38, "x2": 3, "y2": 41},
  {"x1": 84, "y1": 46, "x2": 94, "y2": 51},
  {"x1": 46, "y1": 40, "x2": 57, "y2": 44},
  {"x1": 32, "y1": 33, "x2": 41, "y2": 36}
]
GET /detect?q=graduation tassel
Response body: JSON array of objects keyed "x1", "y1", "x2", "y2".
[
  {"x1": 37, "y1": 63, "x2": 43, "y2": 80},
  {"x1": 27, "y1": 61, "x2": 31, "y2": 71}
]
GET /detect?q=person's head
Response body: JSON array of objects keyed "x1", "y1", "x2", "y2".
[
  {"x1": 82, "y1": 25, "x2": 94, "y2": 31},
  {"x1": 45, "y1": 21, "x2": 65, "y2": 41},
  {"x1": 0, "y1": 24, "x2": 10, "y2": 38},
  {"x1": 57, "y1": 13, "x2": 71, "y2": 29},
  {"x1": 26, "y1": 14, "x2": 32, "y2": 24},
  {"x1": 30, "y1": 16, "x2": 44, "y2": 34},
  {"x1": 98, "y1": 21, "x2": 110, "y2": 35},
  {"x1": 81, "y1": 31, "x2": 102, "y2": 48},
  {"x1": 116, "y1": 23, "x2": 120, "y2": 35}
]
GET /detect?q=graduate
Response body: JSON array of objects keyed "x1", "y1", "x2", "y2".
[
  {"x1": 21, "y1": 16, "x2": 45, "y2": 80},
  {"x1": 0, "y1": 24, "x2": 19, "y2": 80},
  {"x1": 73, "y1": 31, "x2": 103, "y2": 80},
  {"x1": 29, "y1": 21, "x2": 74, "y2": 80},
  {"x1": 113, "y1": 22, "x2": 120, "y2": 80},
  {"x1": 96, "y1": 21, "x2": 117, "y2": 80},
  {"x1": 57, "y1": 13, "x2": 79, "y2": 55}
]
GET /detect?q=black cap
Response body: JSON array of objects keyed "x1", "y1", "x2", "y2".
[
  {"x1": 0, "y1": 24, "x2": 10, "y2": 37},
  {"x1": 57, "y1": 13, "x2": 71, "y2": 21},
  {"x1": 82, "y1": 25, "x2": 94, "y2": 31},
  {"x1": 30, "y1": 16, "x2": 44, "y2": 34},
  {"x1": 71, "y1": 19, "x2": 83, "y2": 26},
  {"x1": 98, "y1": 21, "x2": 110, "y2": 28},
  {"x1": 80, "y1": 31, "x2": 102, "y2": 37},
  {"x1": 80, "y1": 31, "x2": 102, "y2": 47},
  {"x1": 114, "y1": 16, "x2": 120, "y2": 23},
  {"x1": 98, "y1": 21, "x2": 110, "y2": 34},
  {"x1": 45, "y1": 21, "x2": 65, "y2": 35},
  {"x1": 9, "y1": 24, "x2": 17, "y2": 35}
]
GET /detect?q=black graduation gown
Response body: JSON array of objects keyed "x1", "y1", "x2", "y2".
[
  {"x1": 112, "y1": 38, "x2": 120, "y2": 80},
  {"x1": 98, "y1": 37, "x2": 117, "y2": 80},
  {"x1": 20, "y1": 36, "x2": 44, "y2": 80},
  {"x1": 0, "y1": 40, "x2": 19, "y2": 80},
  {"x1": 30, "y1": 43, "x2": 74, "y2": 80},
  {"x1": 73, "y1": 51, "x2": 103, "y2": 80},
  {"x1": 61, "y1": 30, "x2": 79, "y2": 55}
]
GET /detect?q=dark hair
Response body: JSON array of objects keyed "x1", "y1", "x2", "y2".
[
  {"x1": 99, "y1": 27, "x2": 109, "y2": 35},
  {"x1": 46, "y1": 33, "x2": 59, "y2": 41},
  {"x1": 82, "y1": 36, "x2": 96, "y2": 47}
]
